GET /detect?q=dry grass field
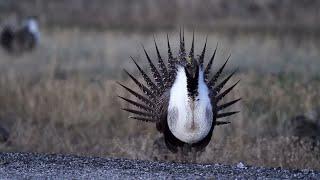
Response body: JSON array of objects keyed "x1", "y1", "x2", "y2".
[
  {"x1": 3, "y1": 0, "x2": 320, "y2": 32},
  {"x1": 0, "y1": 28, "x2": 319, "y2": 170}
]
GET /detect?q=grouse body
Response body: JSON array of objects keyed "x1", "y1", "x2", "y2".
[{"x1": 119, "y1": 31, "x2": 240, "y2": 152}]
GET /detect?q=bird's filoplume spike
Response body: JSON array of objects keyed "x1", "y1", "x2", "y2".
[
  {"x1": 130, "y1": 57, "x2": 158, "y2": 93},
  {"x1": 129, "y1": 116, "x2": 155, "y2": 122},
  {"x1": 118, "y1": 96, "x2": 153, "y2": 112},
  {"x1": 142, "y1": 46, "x2": 164, "y2": 89},
  {"x1": 204, "y1": 43, "x2": 218, "y2": 79},
  {"x1": 217, "y1": 98, "x2": 241, "y2": 111},
  {"x1": 207, "y1": 54, "x2": 230, "y2": 87},
  {"x1": 215, "y1": 121, "x2": 231, "y2": 126},
  {"x1": 117, "y1": 82, "x2": 155, "y2": 107},
  {"x1": 216, "y1": 80, "x2": 240, "y2": 102},
  {"x1": 123, "y1": 69, "x2": 154, "y2": 99},
  {"x1": 153, "y1": 36, "x2": 169, "y2": 83},
  {"x1": 122, "y1": 108, "x2": 153, "y2": 117},
  {"x1": 199, "y1": 36, "x2": 208, "y2": 67},
  {"x1": 216, "y1": 111, "x2": 239, "y2": 118}
]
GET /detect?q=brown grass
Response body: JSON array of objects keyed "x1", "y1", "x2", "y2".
[
  {"x1": 2, "y1": 0, "x2": 320, "y2": 32},
  {"x1": 0, "y1": 29, "x2": 319, "y2": 170}
]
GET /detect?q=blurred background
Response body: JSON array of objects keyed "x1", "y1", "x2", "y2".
[{"x1": 0, "y1": 0, "x2": 319, "y2": 170}]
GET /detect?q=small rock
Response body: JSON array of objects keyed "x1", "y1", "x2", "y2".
[{"x1": 236, "y1": 162, "x2": 246, "y2": 169}]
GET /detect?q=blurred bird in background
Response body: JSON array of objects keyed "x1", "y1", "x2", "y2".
[{"x1": 0, "y1": 16, "x2": 40, "y2": 54}]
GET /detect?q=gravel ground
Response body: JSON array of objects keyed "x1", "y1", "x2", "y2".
[{"x1": 0, "y1": 152, "x2": 319, "y2": 179}]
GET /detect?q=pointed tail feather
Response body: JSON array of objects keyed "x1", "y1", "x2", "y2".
[
  {"x1": 167, "y1": 34, "x2": 174, "y2": 64},
  {"x1": 216, "y1": 111, "x2": 239, "y2": 118},
  {"x1": 199, "y1": 36, "x2": 208, "y2": 67},
  {"x1": 118, "y1": 96, "x2": 153, "y2": 112},
  {"x1": 212, "y1": 69, "x2": 237, "y2": 94},
  {"x1": 129, "y1": 116, "x2": 155, "y2": 122},
  {"x1": 179, "y1": 27, "x2": 186, "y2": 62},
  {"x1": 216, "y1": 80, "x2": 240, "y2": 102},
  {"x1": 130, "y1": 57, "x2": 158, "y2": 93},
  {"x1": 167, "y1": 34, "x2": 176, "y2": 83},
  {"x1": 217, "y1": 98, "x2": 241, "y2": 111},
  {"x1": 204, "y1": 44, "x2": 218, "y2": 80},
  {"x1": 117, "y1": 82, "x2": 155, "y2": 107},
  {"x1": 215, "y1": 121, "x2": 231, "y2": 126},
  {"x1": 208, "y1": 54, "x2": 230, "y2": 88},
  {"x1": 188, "y1": 31, "x2": 195, "y2": 61},
  {"x1": 122, "y1": 108, "x2": 153, "y2": 117},
  {"x1": 153, "y1": 36, "x2": 169, "y2": 83},
  {"x1": 124, "y1": 69, "x2": 154, "y2": 99},
  {"x1": 142, "y1": 46, "x2": 164, "y2": 89}
]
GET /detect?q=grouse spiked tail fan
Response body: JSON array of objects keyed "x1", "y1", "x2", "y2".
[{"x1": 118, "y1": 31, "x2": 240, "y2": 152}]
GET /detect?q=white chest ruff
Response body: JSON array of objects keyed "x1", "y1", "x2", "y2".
[
  {"x1": 167, "y1": 66, "x2": 213, "y2": 144},
  {"x1": 25, "y1": 19, "x2": 40, "y2": 42}
]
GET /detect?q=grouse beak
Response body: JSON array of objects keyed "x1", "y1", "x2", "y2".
[{"x1": 187, "y1": 56, "x2": 192, "y2": 64}]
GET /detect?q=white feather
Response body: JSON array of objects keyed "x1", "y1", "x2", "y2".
[
  {"x1": 24, "y1": 19, "x2": 40, "y2": 42},
  {"x1": 168, "y1": 66, "x2": 212, "y2": 144}
]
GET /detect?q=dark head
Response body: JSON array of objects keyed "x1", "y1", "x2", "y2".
[{"x1": 0, "y1": 26, "x2": 14, "y2": 52}]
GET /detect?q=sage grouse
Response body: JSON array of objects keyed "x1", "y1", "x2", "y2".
[
  {"x1": 0, "y1": 17, "x2": 40, "y2": 54},
  {"x1": 118, "y1": 31, "x2": 240, "y2": 153}
]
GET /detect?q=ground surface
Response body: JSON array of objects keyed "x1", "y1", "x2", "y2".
[{"x1": 0, "y1": 152, "x2": 318, "y2": 179}]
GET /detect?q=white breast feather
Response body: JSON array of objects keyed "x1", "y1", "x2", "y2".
[
  {"x1": 26, "y1": 19, "x2": 40, "y2": 41},
  {"x1": 168, "y1": 66, "x2": 212, "y2": 144}
]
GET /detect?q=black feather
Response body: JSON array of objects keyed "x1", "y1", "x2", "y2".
[
  {"x1": 167, "y1": 34, "x2": 176, "y2": 83},
  {"x1": 216, "y1": 80, "x2": 240, "y2": 102},
  {"x1": 204, "y1": 44, "x2": 218, "y2": 80},
  {"x1": 199, "y1": 36, "x2": 207, "y2": 67},
  {"x1": 217, "y1": 111, "x2": 239, "y2": 118},
  {"x1": 118, "y1": 96, "x2": 153, "y2": 112},
  {"x1": 124, "y1": 69, "x2": 154, "y2": 99},
  {"x1": 207, "y1": 55, "x2": 230, "y2": 88},
  {"x1": 185, "y1": 65, "x2": 199, "y2": 98},
  {"x1": 189, "y1": 31, "x2": 195, "y2": 60},
  {"x1": 122, "y1": 108, "x2": 153, "y2": 117},
  {"x1": 130, "y1": 57, "x2": 159, "y2": 93},
  {"x1": 179, "y1": 27, "x2": 186, "y2": 63},
  {"x1": 153, "y1": 36, "x2": 169, "y2": 85},
  {"x1": 129, "y1": 116, "x2": 155, "y2": 122},
  {"x1": 167, "y1": 34, "x2": 174, "y2": 67},
  {"x1": 117, "y1": 82, "x2": 155, "y2": 107},
  {"x1": 215, "y1": 121, "x2": 231, "y2": 125},
  {"x1": 212, "y1": 69, "x2": 237, "y2": 95},
  {"x1": 142, "y1": 46, "x2": 164, "y2": 89},
  {"x1": 217, "y1": 98, "x2": 241, "y2": 111}
]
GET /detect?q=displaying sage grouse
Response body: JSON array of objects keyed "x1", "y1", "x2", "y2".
[
  {"x1": 0, "y1": 17, "x2": 40, "y2": 54},
  {"x1": 118, "y1": 31, "x2": 240, "y2": 153}
]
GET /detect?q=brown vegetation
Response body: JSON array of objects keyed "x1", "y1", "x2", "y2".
[{"x1": 1, "y1": 0, "x2": 320, "y2": 32}]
